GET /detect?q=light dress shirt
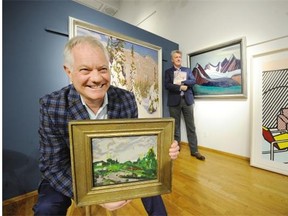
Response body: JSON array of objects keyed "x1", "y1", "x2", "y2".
[{"x1": 80, "y1": 94, "x2": 108, "y2": 120}]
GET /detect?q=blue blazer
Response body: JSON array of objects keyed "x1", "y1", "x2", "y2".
[
  {"x1": 38, "y1": 84, "x2": 138, "y2": 197},
  {"x1": 164, "y1": 66, "x2": 196, "y2": 106}
]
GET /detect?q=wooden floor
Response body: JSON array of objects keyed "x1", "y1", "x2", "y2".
[
  {"x1": 68, "y1": 144, "x2": 288, "y2": 216},
  {"x1": 4, "y1": 144, "x2": 288, "y2": 215}
]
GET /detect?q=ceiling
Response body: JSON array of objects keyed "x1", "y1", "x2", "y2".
[{"x1": 73, "y1": 0, "x2": 121, "y2": 16}]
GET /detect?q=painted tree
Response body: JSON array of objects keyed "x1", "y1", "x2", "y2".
[
  {"x1": 107, "y1": 37, "x2": 127, "y2": 88},
  {"x1": 129, "y1": 44, "x2": 136, "y2": 93}
]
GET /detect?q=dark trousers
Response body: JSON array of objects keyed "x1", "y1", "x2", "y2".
[
  {"x1": 169, "y1": 97, "x2": 198, "y2": 153},
  {"x1": 33, "y1": 179, "x2": 167, "y2": 216}
]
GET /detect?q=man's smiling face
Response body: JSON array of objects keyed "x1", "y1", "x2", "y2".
[{"x1": 65, "y1": 42, "x2": 111, "y2": 104}]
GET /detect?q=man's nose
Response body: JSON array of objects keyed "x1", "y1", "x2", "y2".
[{"x1": 90, "y1": 69, "x2": 102, "y2": 81}]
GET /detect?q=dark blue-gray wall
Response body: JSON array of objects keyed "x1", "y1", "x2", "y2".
[{"x1": 3, "y1": 0, "x2": 178, "y2": 200}]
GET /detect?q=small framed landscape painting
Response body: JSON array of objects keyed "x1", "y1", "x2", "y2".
[{"x1": 69, "y1": 118, "x2": 174, "y2": 206}]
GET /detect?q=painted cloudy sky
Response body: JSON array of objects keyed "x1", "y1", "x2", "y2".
[{"x1": 92, "y1": 135, "x2": 157, "y2": 163}]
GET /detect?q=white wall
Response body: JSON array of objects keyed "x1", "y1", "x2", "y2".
[{"x1": 114, "y1": 0, "x2": 288, "y2": 157}]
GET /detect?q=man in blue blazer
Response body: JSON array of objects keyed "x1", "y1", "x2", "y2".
[
  {"x1": 165, "y1": 50, "x2": 205, "y2": 160},
  {"x1": 33, "y1": 36, "x2": 180, "y2": 215}
]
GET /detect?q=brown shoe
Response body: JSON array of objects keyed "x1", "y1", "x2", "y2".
[{"x1": 191, "y1": 152, "x2": 205, "y2": 160}]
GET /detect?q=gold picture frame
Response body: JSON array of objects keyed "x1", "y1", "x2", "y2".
[{"x1": 69, "y1": 118, "x2": 174, "y2": 206}]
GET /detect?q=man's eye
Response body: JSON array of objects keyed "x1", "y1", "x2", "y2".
[
  {"x1": 100, "y1": 68, "x2": 108, "y2": 73},
  {"x1": 79, "y1": 68, "x2": 89, "y2": 73}
]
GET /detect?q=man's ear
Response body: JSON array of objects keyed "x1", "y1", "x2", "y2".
[
  {"x1": 64, "y1": 65, "x2": 73, "y2": 83},
  {"x1": 64, "y1": 65, "x2": 72, "y2": 76}
]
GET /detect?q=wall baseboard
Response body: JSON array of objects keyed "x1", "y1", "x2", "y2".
[
  {"x1": 3, "y1": 190, "x2": 38, "y2": 216},
  {"x1": 180, "y1": 141, "x2": 250, "y2": 161}
]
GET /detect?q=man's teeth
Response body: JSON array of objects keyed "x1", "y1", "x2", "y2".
[{"x1": 90, "y1": 84, "x2": 104, "y2": 88}]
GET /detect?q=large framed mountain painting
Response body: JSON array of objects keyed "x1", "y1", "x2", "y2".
[
  {"x1": 188, "y1": 38, "x2": 247, "y2": 98},
  {"x1": 69, "y1": 17, "x2": 162, "y2": 118}
]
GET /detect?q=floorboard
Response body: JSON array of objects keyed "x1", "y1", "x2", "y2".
[{"x1": 3, "y1": 143, "x2": 288, "y2": 215}]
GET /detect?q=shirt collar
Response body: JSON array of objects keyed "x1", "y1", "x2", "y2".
[
  {"x1": 80, "y1": 94, "x2": 108, "y2": 119},
  {"x1": 174, "y1": 66, "x2": 181, "y2": 71}
]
